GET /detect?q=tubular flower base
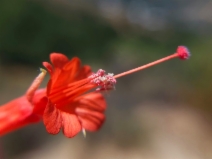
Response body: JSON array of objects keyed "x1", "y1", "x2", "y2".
[
  {"x1": 0, "y1": 46, "x2": 190, "y2": 138},
  {"x1": 0, "y1": 69, "x2": 47, "y2": 136}
]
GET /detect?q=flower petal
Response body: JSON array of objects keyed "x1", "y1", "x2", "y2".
[
  {"x1": 46, "y1": 69, "x2": 61, "y2": 94},
  {"x1": 61, "y1": 111, "x2": 81, "y2": 138},
  {"x1": 48, "y1": 57, "x2": 88, "y2": 90},
  {"x1": 75, "y1": 92, "x2": 106, "y2": 111},
  {"x1": 50, "y1": 53, "x2": 69, "y2": 69},
  {"x1": 63, "y1": 57, "x2": 80, "y2": 71},
  {"x1": 43, "y1": 62, "x2": 53, "y2": 74},
  {"x1": 77, "y1": 109, "x2": 105, "y2": 131},
  {"x1": 52, "y1": 58, "x2": 81, "y2": 87},
  {"x1": 43, "y1": 101, "x2": 62, "y2": 135},
  {"x1": 76, "y1": 65, "x2": 92, "y2": 80},
  {"x1": 74, "y1": 92, "x2": 106, "y2": 131}
]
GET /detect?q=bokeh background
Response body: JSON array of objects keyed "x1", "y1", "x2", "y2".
[{"x1": 0, "y1": 0, "x2": 212, "y2": 159}]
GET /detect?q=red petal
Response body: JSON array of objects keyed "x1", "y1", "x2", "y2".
[
  {"x1": 48, "y1": 57, "x2": 84, "y2": 90},
  {"x1": 76, "y1": 65, "x2": 92, "y2": 80},
  {"x1": 63, "y1": 57, "x2": 80, "y2": 71},
  {"x1": 48, "y1": 68, "x2": 61, "y2": 88},
  {"x1": 74, "y1": 92, "x2": 106, "y2": 131},
  {"x1": 43, "y1": 101, "x2": 62, "y2": 135},
  {"x1": 77, "y1": 109, "x2": 105, "y2": 131},
  {"x1": 59, "y1": 57, "x2": 81, "y2": 85},
  {"x1": 50, "y1": 53, "x2": 69, "y2": 69},
  {"x1": 76, "y1": 92, "x2": 106, "y2": 111},
  {"x1": 52, "y1": 58, "x2": 81, "y2": 87},
  {"x1": 61, "y1": 111, "x2": 81, "y2": 138},
  {"x1": 76, "y1": 107, "x2": 105, "y2": 119},
  {"x1": 43, "y1": 62, "x2": 53, "y2": 74}
]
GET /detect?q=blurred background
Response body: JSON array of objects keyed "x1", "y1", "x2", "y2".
[{"x1": 0, "y1": 0, "x2": 212, "y2": 158}]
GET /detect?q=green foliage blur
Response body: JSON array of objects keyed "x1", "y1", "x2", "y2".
[
  {"x1": 0, "y1": 0, "x2": 212, "y2": 111},
  {"x1": 0, "y1": 0, "x2": 117, "y2": 65}
]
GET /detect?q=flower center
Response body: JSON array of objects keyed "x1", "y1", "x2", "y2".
[{"x1": 89, "y1": 69, "x2": 116, "y2": 91}]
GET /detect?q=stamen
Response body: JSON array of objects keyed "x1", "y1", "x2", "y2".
[
  {"x1": 48, "y1": 46, "x2": 190, "y2": 106},
  {"x1": 113, "y1": 54, "x2": 178, "y2": 79},
  {"x1": 89, "y1": 69, "x2": 116, "y2": 91}
]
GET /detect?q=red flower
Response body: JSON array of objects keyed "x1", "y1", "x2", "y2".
[
  {"x1": 0, "y1": 53, "x2": 113, "y2": 137},
  {"x1": 0, "y1": 46, "x2": 190, "y2": 137},
  {"x1": 42, "y1": 53, "x2": 111, "y2": 137}
]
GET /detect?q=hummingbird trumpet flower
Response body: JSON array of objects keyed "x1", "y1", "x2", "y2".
[{"x1": 0, "y1": 46, "x2": 190, "y2": 137}]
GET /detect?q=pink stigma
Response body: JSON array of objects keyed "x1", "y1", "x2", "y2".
[{"x1": 176, "y1": 46, "x2": 190, "y2": 60}]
